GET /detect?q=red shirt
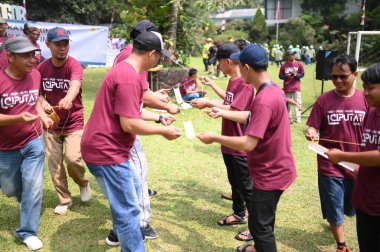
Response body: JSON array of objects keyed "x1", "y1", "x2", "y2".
[
  {"x1": 307, "y1": 89, "x2": 368, "y2": 179},
  {"x1": 0, "y1": 69, "x2": 41, "y2": 150},
  {"x1": 353, "y1": 107, "x2": 380, "y2": 216},
  {"x1": 245, "y1": 82, "x2": 297, "y2": 191},
  {"x1": 113, "y1": 44, "x2": 148, "y2": 89},
  {"x1": 179, "y1": 77, "x2": 198, "y2": 97},
  {"x1": 81, "y1": 61, "x2": 145, "y2": 165},
  {"x1": 31, "y1": 41, "x2": 42, "y2": 65},
  {"x1": 222, "y1": 76, "x2": 254, "y2": 156},
  {"x1": 279, "y1": 60, "x2": 304, "y2": 92},
  {"x1": 37, "y1": 56, "x2": 84, "y2": 133}
]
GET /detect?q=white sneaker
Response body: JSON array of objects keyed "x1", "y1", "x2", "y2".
[
  {"x1": 54, "y1": 202, "x2": 72, "y2": 215},
  {"x1": 23, "y1": 236, "x2": 43, "y2": 251},
  {"x1": 80, "y1": 183, "x2": 92, "y2": 202}
]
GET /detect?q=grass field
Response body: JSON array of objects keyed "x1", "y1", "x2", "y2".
[{"x1": 0, "y1": 57, "x2": 360, "y2": 251}]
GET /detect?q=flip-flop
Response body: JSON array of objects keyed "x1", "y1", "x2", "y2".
[
  {"x1": 236, "y1": 244, "x2": 256, "y2": 252},
  {"x1": 235, "y1": 230, "x2": 253, "y2": 241},
  {"x1": 221, "y1": 192, "x2": 232, "y2": 201},
  {"x1": 217, "y1": 214, "x2": 247, "y2": 226}
]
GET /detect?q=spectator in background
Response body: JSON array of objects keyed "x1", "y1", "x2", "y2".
[
  {"x1": 112, "y1": 34, "x2": 119, "y2": 49},
  {"x1": 275, "y1": 46, "x2": 283, "y2": 67},
  {"x1": 208, "y1": 40, "x2": 218, "y2": 76},
  {"x1": 279, "y1": 49, "x2": 305, "y2": 123},
  {"x1": 23, "y1": 23, "x2": 43, "y2": 65},
  {"x1": 179, "y1": 68, "x2": 206, "y2": 102},
  {"x1": 202, "y1": 38, "x2": 212, "y2": 72},
  {"x1": 0, "y1": 17, "x2": 12, "y2": 69},
  {"x1": 118, "y1": 34, "x2": 126, "y2": 49},
  {"x1": 294, "y1": 45, "x2": 301, "y2": 61}
]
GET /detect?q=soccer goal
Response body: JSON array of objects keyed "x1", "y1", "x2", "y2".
[{"x1": 347, "y1": 31, "x2": 380, "y2": 71}]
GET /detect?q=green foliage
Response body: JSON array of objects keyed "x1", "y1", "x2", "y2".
[
  {"x1": 249, "y1": 8, "x2": 268, "y2": 43},
  {"x1": 278, "y1": 18, "x2": 316, "y2": 48}
]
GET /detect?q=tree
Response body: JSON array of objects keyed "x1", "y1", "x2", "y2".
[
  {"x1": 249, "y1": 8, "x2": 268, "y2": 43},
  {"x1": 167, "y1": 0, "x2": 181, "y2": 54},
  {"x1": 278, "y1": 18, "x2": 316, "y2": 47}
]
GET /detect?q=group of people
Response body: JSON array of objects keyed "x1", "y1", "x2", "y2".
[
  {"x1": 0, "y1": 16, "x2": 380, "y2": 252},
  {"x1": 271, "y1": 44, "x2": 317, "y2": 67},
  {"x1": 108, "y1": 33, "x2": 126, "y2": 49}
]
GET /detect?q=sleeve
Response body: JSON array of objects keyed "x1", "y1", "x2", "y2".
[
  {"x1": 306, "y1": 98, "x2": 323, "y2": 130},
  {"x1": 231, "y1": 84, "x2": 253, "y2": 111},
  {"x1": 297, "y1": 62, "x2": 305, "y2": 78},
  {"x1": 114, "y1": 76, "x2": 142, "y2": 119},
  {"x1": 36, "y1": 64, "x2": 45, "y2": 96},
  {"x1": 70, "y1": 59, "x2": 84, "y2": 83},
  {"x1": 245, "y1": 104, "x2": 273, "y2": 140},
  {"x1": 279, "y1": 65, "x2": 287, "y2": 80}
]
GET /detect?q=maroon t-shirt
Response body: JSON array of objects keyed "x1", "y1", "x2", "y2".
[
  {"x1": 245, "y1": 82, "x2": 297, "y2": 191},
  {"x1": 353, "y1": 107, "x2": 380, "y2": 216},
  {"x1": 307, "y1": 89, "x2": 368, "y2": 179},
  {"x1": 0, "y1": 69, "x2": 41, "y2": 150},
  {"x1": 81, "y1": 61, "x2": 144, "y2": 165},
  {"x1": 31, "y1": 41, "x2": 42, "y2": 65},
  {"x1": 113, "y1": 44, "x2": 148, "y2": 90},
  {"x1": 179, "y1": 77, "x2": 197, "y2": 97},
  {"x1": 221, "y1": 76, "x2": 254, "y2": 156},
  {"x1": 37, "y1": 56, "x2": 84, "y2": 133},
  {"x1": 279, "y1": 60, "x2": 304, "y2": 92},
  {"x1": 0, "y1": 36, "x2": 9, "y2": 70}
]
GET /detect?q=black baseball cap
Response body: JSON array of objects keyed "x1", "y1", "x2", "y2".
[
  {"x1": 216, "y1": 43, "x2": 240, "y2": 60},
  {"x1": 130, "y1": 20, "x2": 158, "y2": 40},
  {"x1": 133, "y1": 31, "x2": 171, "y2": 57}
]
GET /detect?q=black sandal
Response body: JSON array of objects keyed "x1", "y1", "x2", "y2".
[
  {"x1": 235, "y1": 230, "x2": 253, "y2": 241},
  {"x1": 236, "y1": 244, "x2": 256, "y2": 252},
  {"x1": 217, "y1": 214, "x2": 247, "y2": 226}
]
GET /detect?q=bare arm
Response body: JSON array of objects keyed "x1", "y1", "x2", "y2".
[
  {"x1": 197, "y1": 132, "x2": 259, "y2": 152},
  {"x1": 205, "y1": 107, "x2": 250, "y2": 124},
  {"x1": 305, "y1": 126, "x2": 318, "y2": 141},
  {"x1": 326, "y1": 149, "x2": 380, "y2": 167},
  {"x1": 0, "y1": 113, "x2": 38, "y2": 126},
  {"x1": 199, "y1": 77, "x2": 226, "y2": 99},
  {"x1": 143, "y1": 91, "x2": 180, "y2": 114}
]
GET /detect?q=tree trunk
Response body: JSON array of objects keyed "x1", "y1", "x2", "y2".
[{"x1": 167, "y1": 0, "x2": 180, "y2": 55}]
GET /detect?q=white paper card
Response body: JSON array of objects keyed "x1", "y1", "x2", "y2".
[
  {"x1": 184, "y1": 121, "x2": 195, "y2": 139},
  {"x1": 173, "y1": 87, "x2": 184, "y2": 105},
  {"x1": 308, "y1": 142, "x2": 359, "y2": 172}
]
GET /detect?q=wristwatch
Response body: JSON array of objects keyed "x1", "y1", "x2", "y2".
[{"x1": 155, "y1": 114, "x2": 163, "y2": 124}]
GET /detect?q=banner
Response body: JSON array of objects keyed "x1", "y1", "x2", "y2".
[{"x1": 6, "y1": 20, "x2": 108, "y2": 65}]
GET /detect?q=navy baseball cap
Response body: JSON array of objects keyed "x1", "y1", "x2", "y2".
[
  {"x1": 216, "y1": 43, "x2": 240, "y2": 60},
  {"x1": 47, "y1": 27, "x2": 70, "y2": 42},
  {"x1": 133, "y1": 31, "x2": 171, "y2": 57},
  {"x1": 287, "y1": 49, "x2": 295, "y2": 55},
  {"x1": 230, "y1": 43, "x2": 268, "y2": 68}
]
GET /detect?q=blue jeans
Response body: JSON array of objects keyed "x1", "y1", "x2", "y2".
[
  {"x1": 0, "y1": 135, "x2": 45, "y2": 241},
  {"x1": 183, "y1": 92, "x2": 205, "y2": 102},
  {"x1": 86, "y1": 160, "x2": 144, "y2": 252}
]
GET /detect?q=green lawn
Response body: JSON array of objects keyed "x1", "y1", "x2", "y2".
[{"x1": 0, "y1": 57, "x2": 360, "y2": 251}]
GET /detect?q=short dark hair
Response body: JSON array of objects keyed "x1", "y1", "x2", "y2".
[
  {"x1": 332, "y1": 54, "x2": 357, "y2": 73},
  {"x1": 189, "y1": 68, "x2": 197, "y2": 77},
  {"x1": 233, "y1": 39, "x2": 249, "y2": 51},
  {"x1": 241, "y1": 60, "x2": 268, "y2": 72},
  {"x1": 361, "y1": 62, "x2": 380, "y2": 85}
]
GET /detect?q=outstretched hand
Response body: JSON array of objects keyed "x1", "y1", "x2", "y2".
[
  {"x1": 197, "y1": 132, "x2": 216, "y2": 144},
  {"x1": 205, "y1": 107, "x2": 224, "y2": 119},
  {"x1": 19, "y1": 112, "x2": 39, "y2": 124}
]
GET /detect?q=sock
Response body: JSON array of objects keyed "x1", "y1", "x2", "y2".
[{"x1": 337, "y1": 242, "x2": 346, "y2": 249}]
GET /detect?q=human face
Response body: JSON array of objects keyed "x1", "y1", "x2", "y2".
[
  {"x1": 29, "y1": 30, "x2": 40, "y2": 43},
  {"x1": 47, "y1": 40, "x2": 69, "y2": 61},
  {"x1": 363, "y1": 82, "x2": 380, "y2": 107},
  {"x1": 331, "y1": 64, "x2": 358, "y2": 95},
  {"x1": 149, "y1": 50, "x2": 162, "y2": 68},
  {"x1": 0, "y1": 23, "x2": 8, "y2": 36},
  {"x1": 218, "y1": 58, "x2": 229, "y2": 75},
  {"x1": 238, "y1": 62, "x2": 252, "y2": 84},
  {"x1": 8, "y1": 51, "x2": 36, "y2": 74}
]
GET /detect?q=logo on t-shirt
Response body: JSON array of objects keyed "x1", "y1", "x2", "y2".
[
  {"x1": 42, "y1": 78, "x2": 70, "y2": 92},
  {"x1": 224, "y1": 91, "x2": 234, "y2": 105},
  {"x1": 285, "y1": 67, "x2": 298, "y2": 75},
  {"x1": 327, "y1": 110, "x2": 366, "y2": 126},
  {"x1": 362, "y1": 128, "x2": 380, "y2": 149},
  {"x1": 0, "y1": 89, "x2": 39, "y2": 109}
]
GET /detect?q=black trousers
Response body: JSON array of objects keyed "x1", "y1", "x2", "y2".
[
  {"x1": 202, "y1": 58, "x2": 209, "y2": 72},
  {"x1": 356, "y1": 208, "x2": 380, "y2": 252},
  {"x1": 222, "y1": 153, "x2": 253, "y2": 218},
  {"x1": 248, "y1": 188, "x2": 283, "y2": 252}
]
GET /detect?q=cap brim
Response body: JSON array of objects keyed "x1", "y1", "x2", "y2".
[
  {"x1": 49, "y1": 36, "x2": 70, "y2": 42},
  {"x1": 13, "y1": 47, "x2": 41, "y2": 53},
  {"x1": 230, "y1": 53, "x2": 240, "y2": 60},
  {"x1": 161, "y1": 48, "x2": 172, "y2": 58}
]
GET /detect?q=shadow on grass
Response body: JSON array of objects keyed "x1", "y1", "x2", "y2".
[{"x1": 149, "y1": 178, "x2": 240, "y2": 251}]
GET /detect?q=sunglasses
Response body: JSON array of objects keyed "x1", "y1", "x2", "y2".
[{"x1": 330, "y1": 73, "x2": 353, "y2": 80}]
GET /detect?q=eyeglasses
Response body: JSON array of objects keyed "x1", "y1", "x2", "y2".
[{"x1": 330, "y1": 73, "x2": 353, "y2": 80}]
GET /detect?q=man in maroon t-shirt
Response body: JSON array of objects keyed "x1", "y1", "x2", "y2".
[
  {"x1": 326, "y1": 62, "x2": 380, "y2": 252},
  {"x1": 198, "y1": 43, "x2": 297, "y2": 252},
  {"x1": 81, "y1": 31, "x2": 181, "y2": 252},
  {"x1": 192, "y1": 43, "x2": 254, "y2": 242},
  {"x1": 37, "y1": 27, "x2": 91, "y2": 215},
  {"x1": 0, "y1": 37, "x2": 53, "y2": 251},
  {"x1": 179, "y1": 68, "x2": 206, "y2": 101},
  {"x1": 306, "y1": 55, "x2": 368, "y2": 252},
  {"x1": 279, "y1": 49, "x2": 304, "y2": 123}
]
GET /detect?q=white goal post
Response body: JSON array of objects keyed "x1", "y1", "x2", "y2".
[{"x1": 347, "y1": 31, "x2": 380, "y2": 71}]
